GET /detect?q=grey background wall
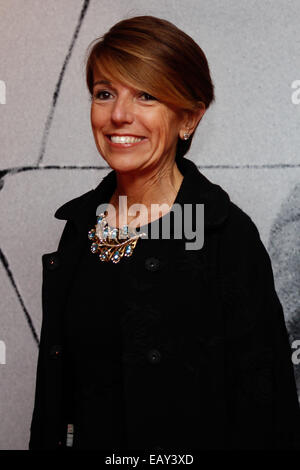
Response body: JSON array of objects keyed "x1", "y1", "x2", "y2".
[{"x1": 0, "y1": 0, "x2": 299, "y2": 449}]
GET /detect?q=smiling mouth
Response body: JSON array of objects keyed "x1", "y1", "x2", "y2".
[{"x1": 108, "y1": 135, "x2": 145, "y2": 144}]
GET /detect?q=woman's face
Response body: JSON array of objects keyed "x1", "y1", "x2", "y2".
[{"x1": 90, "y1": 68, "x2": 187, "y2": 174}]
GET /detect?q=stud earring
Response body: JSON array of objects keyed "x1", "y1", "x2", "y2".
[{"x1": 183, "y1": 132, "x2": 190, "y2": 140}]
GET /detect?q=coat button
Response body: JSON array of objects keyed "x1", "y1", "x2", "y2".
[
  {"x1": 49, "y1": 344, "x2": 62, "y2": 359},
  {"x1": 153, "y1": 445, "x2": 164, "y2": 451},
  {"x1": 145, "y1": 257, "x2": 160, "y2": 272},
  {"x1": 45, "y1": 253, "x2": 60, "y2": 270},
  {"x1": 147, "y1": 348, "x2": 162, "y2": 364}
]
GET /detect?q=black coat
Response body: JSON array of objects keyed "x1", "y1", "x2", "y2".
[{"x1": 29, "y1": 156, "x2": 300, "y2": 450}]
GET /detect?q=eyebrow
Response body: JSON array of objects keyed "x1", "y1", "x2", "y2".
[{"x1": 93, "y1": 79, "x2": 112, "y2": 88}]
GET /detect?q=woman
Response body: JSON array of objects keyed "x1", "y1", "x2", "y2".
[{"x1": 29, "y1": 15, "x2": 300, "y2": 450}]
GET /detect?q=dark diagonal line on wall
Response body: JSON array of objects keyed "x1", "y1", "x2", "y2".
[
  {"x1": 0, "y1": 248, "x2": 39, "y2": 347},
  {"x1": 36, "y1": 0, "x2": 91, "y2": 166}
]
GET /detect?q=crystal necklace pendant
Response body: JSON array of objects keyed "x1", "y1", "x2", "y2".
[{"x1": 88, "y1": 211, "x2": 146, "y2": 264}]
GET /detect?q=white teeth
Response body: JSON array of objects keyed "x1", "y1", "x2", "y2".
[{"x1": 110, "y1": 135, "x2": 144, "y2": 143}]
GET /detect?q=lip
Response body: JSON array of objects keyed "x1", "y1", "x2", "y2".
[
  {"x1": 109, "y1": 133, "x2": 146, "y2": 138},
  {"x1": 104, "y1": 134, "x2": 148, "y2": 148}
]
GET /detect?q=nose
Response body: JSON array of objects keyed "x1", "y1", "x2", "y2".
[{"x1": 111, "y1": 95, "x2": 134, "y2": 125}]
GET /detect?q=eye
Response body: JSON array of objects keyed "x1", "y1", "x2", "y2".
[
  {"x1": 92, "y1": 90, "x2": 113, "y2": 101},
  {"x1": 139, "y1": 92, "x2": 157, "y2": 101}
]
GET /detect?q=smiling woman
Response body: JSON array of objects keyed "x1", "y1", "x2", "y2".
[
  {"x1": 85, "y1": 18, "x2": 208, "y2": 229},
  {"x1": 29, "y1": 15, "x2": 300, "y2": 451},
  {"x1": 89, "y1": 71, "x2": 195, "y2": 198},
  {"x1": 85, "y1": 16, "x2": 211, "y2": 163},
  {"x1": 86, "y1": 24, "x2": 207, "y2": 227}
]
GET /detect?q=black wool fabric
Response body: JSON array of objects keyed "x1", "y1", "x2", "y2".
[{"x1": 62, "y1": 208, "x2": 185, "y2": 450}]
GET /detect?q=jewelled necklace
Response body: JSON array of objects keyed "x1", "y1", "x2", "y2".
[{"x1": 88, "y1": 211, "x2": 146, "y2": 264}]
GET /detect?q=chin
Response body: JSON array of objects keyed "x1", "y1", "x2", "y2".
[{"x1": 104, "y1": 154, "x2": 146, "y2": 173}]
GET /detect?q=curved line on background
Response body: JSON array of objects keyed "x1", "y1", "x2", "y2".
[
  {"x1": 36, "y1": 0, "x2": 91, "y2": 166},
  {"x1": 0, "y1": 248, "x2": 39, "y2": 347}
]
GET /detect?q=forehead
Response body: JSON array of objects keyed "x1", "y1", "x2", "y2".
[
  {"x1": 92, "y1": 64, "x2": 142, "y2": 89},
  {"x1": 92, "y1": 71, "x2": 141, "y2": 94}
]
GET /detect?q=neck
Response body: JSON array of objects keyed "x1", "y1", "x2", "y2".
[{"x1": 107, "y1": 159, "x2": 184, "y2": 228}]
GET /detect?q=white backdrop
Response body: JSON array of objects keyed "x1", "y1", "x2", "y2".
[{"x1": 0, "y1": 0, "x2": 299, "y2": 449}]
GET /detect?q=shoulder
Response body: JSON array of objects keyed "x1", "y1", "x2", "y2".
[
  {"x1": 51, "y1": 188, "x2": 97, "y2": 252},
  {"x1": 218, "y1": 199, "x2": 275, "y2": 286},
  {"x1": 53, "y1": 169, "x2": 115, "y2": 221},
  {"x1": 219, "y1": 199, "x2": 262, "y2": 253},
  {"x1": 217, "y1": 201, "x2": 278, "y2": 337},
  {"x1": 217, "y1": 199, "x2": 267, "y2": 280},
  {"x1": 54, "y1": 189, "x2": 95, "y2": 220},
  {"x1": 226, "y1": 200, "x2": 259, "y2": 234}
]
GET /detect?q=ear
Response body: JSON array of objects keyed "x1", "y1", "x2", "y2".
[{"x1": 179, "y1": 102, "x2": 206, "y2": 140}]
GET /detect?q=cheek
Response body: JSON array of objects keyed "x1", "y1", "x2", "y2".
[
  {"x1": 149, "y1": 113, "x2": 169, "y2": 140},
  {"x1": 91, "y1": 106, "x2": 106, "y2": 129},
  {"x1": 159, "y1": 114, "x2": 179, "y2": 143}
]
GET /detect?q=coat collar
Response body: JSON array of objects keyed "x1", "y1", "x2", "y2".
[{"x1": 54, "y1": 156, "x2": 230, "y2": 233}]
